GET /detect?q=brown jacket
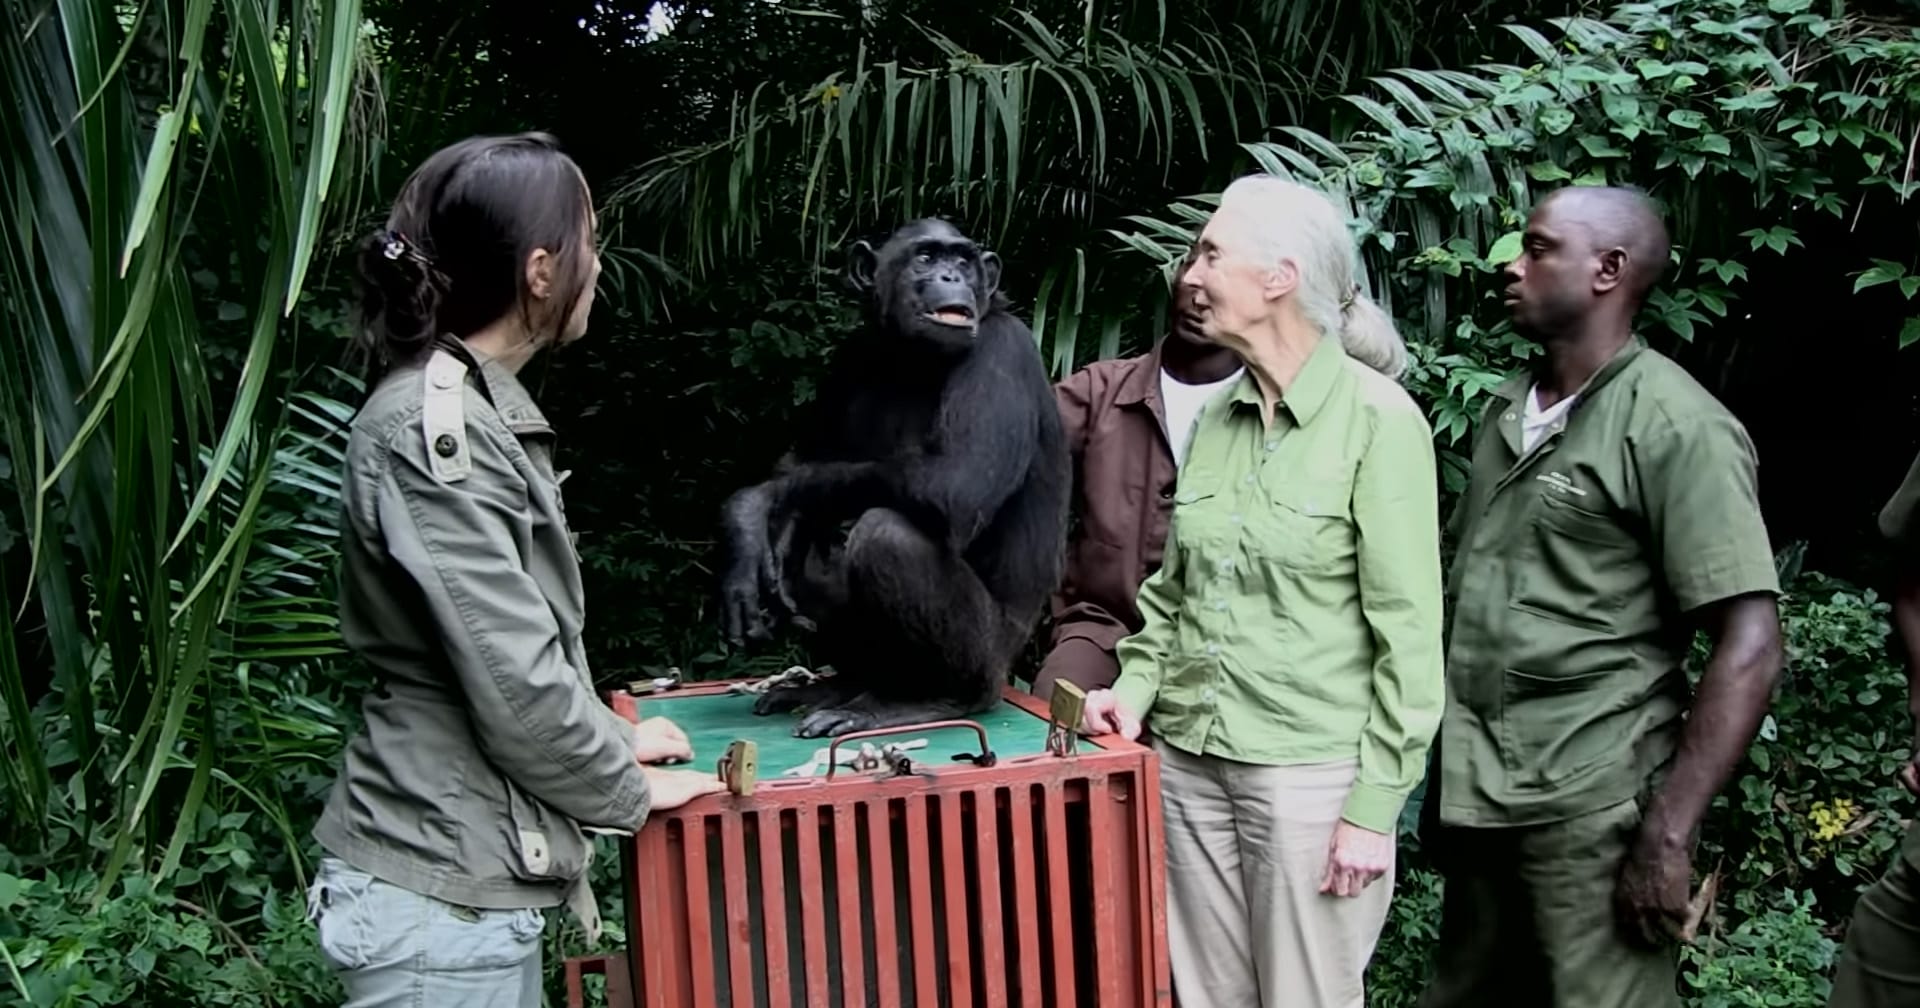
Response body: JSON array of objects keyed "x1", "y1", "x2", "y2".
[{"x1": 1048, "y1": 342, "x2": 1179, "y2": 659}]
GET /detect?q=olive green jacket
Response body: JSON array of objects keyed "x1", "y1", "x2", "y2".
[{"x1": 314, "y1": 345, "x2": 650, "y2": 933}]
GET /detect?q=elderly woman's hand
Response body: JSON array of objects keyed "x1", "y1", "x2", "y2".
[
  {"x1": 1079, "y1": 689, "x2": 1142, "y2": 740},
  {"x1": 1320, "y1": 821, "x2": 1393, "y2": 897}
]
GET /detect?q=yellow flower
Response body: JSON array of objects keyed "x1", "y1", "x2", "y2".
[{"x1": 1807, "y1": 798, "x2": 1857, "y2": 843}]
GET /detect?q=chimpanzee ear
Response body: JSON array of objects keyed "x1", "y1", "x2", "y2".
[
  {"x1": 979, "y1": 250, "x2": 1003, "y2": 299},
  {"x1": 847, "y1": 240, "x2": 879, "y2": 293}
]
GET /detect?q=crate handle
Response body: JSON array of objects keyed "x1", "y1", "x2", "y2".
[{"x1": 823, "y1": 719, "x2": 995, "y2": 780}]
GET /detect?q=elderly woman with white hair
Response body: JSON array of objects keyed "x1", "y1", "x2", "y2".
[{"x1": 1080, "y1": 174, "x2": 1445, "y2": 1008}]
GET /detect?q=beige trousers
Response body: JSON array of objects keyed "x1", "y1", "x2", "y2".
[{"x1": 1156, "y1": 739, "x2": 1394, "y2": 1008}]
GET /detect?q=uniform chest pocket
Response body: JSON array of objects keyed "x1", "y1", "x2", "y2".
[
  {"x1": 1515, "y1": 492, "x2": 1642, "y2": 625},
  {"x1": 1251, "y1": 476, "x2": 1354, "y2": 575},
  {"x1": 1535, "y1": 492, "x2": 1635, "y2": 550}
]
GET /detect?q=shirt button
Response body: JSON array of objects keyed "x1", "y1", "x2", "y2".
[
  {"x1": 1220, "y1": 561, "x2": 1234, "y2": 574},
  {"x1": 1264, "y1": 441, "x2": 1277, "y2": 451},
  {"x1": 1230, "y1": 513, "x2": 1242, "y2": 524},
  {"x1": 1504, "y1": 412, "x2": 1517, "y2": 422},
  {"x1": 1202, "y1": 688, "x2": 1217, "y2": 701},
  {"x1": 1205, "y1": 644, "x2": 1219, "y2": 656},
  {"x1": 1214, "y1": 600, "x2": 1229, "y2": 612},
  {"x1": 1244, "y1": 474, "x2": 1256, "y2": 485}
]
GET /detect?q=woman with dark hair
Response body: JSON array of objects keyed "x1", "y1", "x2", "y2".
[{"x1": 307, "y1": 132, "x2": 723, "y2": 1006}]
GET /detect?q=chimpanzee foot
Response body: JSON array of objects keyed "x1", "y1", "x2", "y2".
[
  {"x1": 793, "y1": 705, "x2": 880, "y2": 738},
  {"x1": 752, "y1": 679, "x2": 845, "y2": 716},
  {"x1": 791, "y1": 694, "x2": 986, "y2": 738}
]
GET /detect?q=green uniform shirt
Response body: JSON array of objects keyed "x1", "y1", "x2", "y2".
[
  {"x1": 1880, "y1": 449, "x2": 1920, "y2": 556},
  {"x1": 1112, "y1": 334, "x2": 1447, "y2": 835},
  {"x1": 1436, "y1": 339, "x2": 1780, "y2": 829}
]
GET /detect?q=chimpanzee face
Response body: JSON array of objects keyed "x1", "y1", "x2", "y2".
[{"x1": 848, "y1": 219, "x2": 1003, "y2": 351}]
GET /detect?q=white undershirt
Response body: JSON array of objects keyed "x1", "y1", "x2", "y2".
[
  {"x1": 1522, "y1": 385, "x2": 1578, "y2": 453},
  {"x1": 1160, "y1": 367, "x2": 1244, "y2": 468}
]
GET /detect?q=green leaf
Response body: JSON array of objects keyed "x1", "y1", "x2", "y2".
[
  {"x1": 1525, "y1": 161, "x2": 1573, "y2": 182},
  {"x1": 1903, "y1": 276, "x2": 1920, "y2": 300},
  {"x1": 1486, "y1": 231, "x2": 1524, "y2": 266},
  {"x1": 1900, "y1": 317, "x2": 1920, "y2": 350},
  {"x1": 0, "y1": 874, "x2": 24, "y2": 913},
  {"x1": 1666, "y1": 109, "x2": 1706, "y2": 130},
  {"x1": 1538, "y1": 108, "x2": 1576, "y2": 135},
  {"x1": 1854, "y1": 260, "x2": 1908, "y2": 293},
  {"x1": 1577, "y1": 135, "x2": 1627, "y2": 159}
]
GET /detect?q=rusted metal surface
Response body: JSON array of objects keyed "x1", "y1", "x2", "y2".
[{"x1": 602, "y1": 681, "x2": 1170, "y2": 1008}]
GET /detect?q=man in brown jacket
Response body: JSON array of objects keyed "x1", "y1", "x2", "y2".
[{"x1": 1031, "y1": 258, "x2": 1243, "y2": 701}]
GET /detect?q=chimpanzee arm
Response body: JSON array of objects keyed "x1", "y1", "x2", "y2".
[{"x1": 762, "y1": 334, "x2": 1037, "y2": 554}]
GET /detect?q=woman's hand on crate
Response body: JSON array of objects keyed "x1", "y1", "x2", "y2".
[
  {"x1": 642, "y1": 765, "x2": 729, "y2": 810},
  {"x1": 1078, "y1": 689, "x2": 1142, "y2": 740},
  {"x1": 631, "y1": 716, "x2": 694, "y2": 764}
]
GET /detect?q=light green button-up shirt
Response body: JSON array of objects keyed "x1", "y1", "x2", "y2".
[{"x1": 1111, "y1": 334, "x2": 1447, "y2": 833}]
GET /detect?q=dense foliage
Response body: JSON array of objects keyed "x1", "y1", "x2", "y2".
[{"x1": 2, "y1": 0, "x2": 1917, "y2": 1005}]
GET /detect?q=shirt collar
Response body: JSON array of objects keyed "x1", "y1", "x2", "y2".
[
  {"x1": 1227, "y1": 331, "x2": 1344, "y2": 426},
  {"x1": 474, "y1": 354, "x2": 553, "y2": 436},
  {"x1": 1115, "y1": 338, "x2": 1171, "y2": 408},
  {"x1": 1491, "y1": 336, "x2": 1646, "y2": 413}
]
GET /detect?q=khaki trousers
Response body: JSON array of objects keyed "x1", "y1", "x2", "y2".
[
  {"x1": 1155, "y1": 738, "x2": 1393, "y2": 1008},
  {"x1": 1416, "y1": 797, "x2": 1679, "y2": 1008},
  {"x1": 1829, "y1": 818, "x2": 1920, "y2": 1007}
]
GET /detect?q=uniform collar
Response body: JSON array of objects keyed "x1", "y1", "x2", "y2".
[
  {"x1": 1227, "y1": 331, "x2": 1343, "y2": 426},
  {"x1": 1492, "y1": 336, "x2": 1646, "y2": 412}
]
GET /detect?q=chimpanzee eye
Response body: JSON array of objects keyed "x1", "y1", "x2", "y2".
[{"x1": 915, "y1": 253, "x2": 932, "y2": 264}]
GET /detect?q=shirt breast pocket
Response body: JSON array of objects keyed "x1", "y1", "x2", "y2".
[
  {"x1": 1254, "y1": 476, "x2": 1355, "y2": 577},
  {"x1": 1513, "y1": 492, "x2": 1641, "y2": 629}
]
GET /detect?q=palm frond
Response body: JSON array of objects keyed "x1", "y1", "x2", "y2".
[{"x1": 0, "y1": 0, "x2": 376, "y2": 895}]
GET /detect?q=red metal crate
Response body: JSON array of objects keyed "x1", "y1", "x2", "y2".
[{"x1": 566, "y1": 682, "x2": 1170, "y2": 1008}]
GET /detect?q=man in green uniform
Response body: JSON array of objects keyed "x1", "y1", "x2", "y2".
[
  {"x1": 1827, "y1": 449, "x2": 1920, "y2": 1007},
  {"x1": 1417, "y1": 186, "x2": 1786, "y2": 1008}
]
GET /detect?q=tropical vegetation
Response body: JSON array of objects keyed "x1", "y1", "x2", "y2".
[{"x1": 2, "y1": 0, "x2": 1917, "y2": 1004}]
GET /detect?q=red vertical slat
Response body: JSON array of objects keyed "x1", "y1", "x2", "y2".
[
  {"x1": 721, "y1": 810, "x2": 755, "y2": 1005},
  {"x1": 1007, "y1": 784, "x2": 1042, "y2": 1008},
  {"x1": 905, "y1": 793, "x2": 940, "y2": 1007},
  {"x1": 865, "y1": 798, "x2": 902, "y2": 1007},
  {"x1": 972, "y1": 785, "x2": 1008, "y2": 1008},
  {"x1": 637, "y1": 826, "x2": 689, "y2": 1008},
  {"x1": 796, "y1": 805, "x2": 832, "y2": 1008},
  {"x1": 1140, "y1": 760, "x2": 1174, "y2": 1007},
  {"x1": 939, "y1": 792, "x2": 974, "y2": 1007},
  {"x1": 683, "y1": 812, "x2": 719, "y2": 1008},
  {"x1": 834, "y1": 803, "x2": 867, "y2": 1008},
  {"x1": 759, "y1": 809, "x2": 794, "y2": 1008},
  {"x1": 1086, "y1": 776, "x2": 1122, "y2": 1007},
  {"x1": 1042, "y1": 781, "x2": 1078, "y2": 1008}
]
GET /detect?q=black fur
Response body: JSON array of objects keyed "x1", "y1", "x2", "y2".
[{"x1": 718, "y1": 219, "x2": 1070, "y2": 738}]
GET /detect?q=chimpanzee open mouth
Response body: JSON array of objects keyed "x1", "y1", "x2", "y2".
[{"x1": 924, "y1": 305, "x2": 976, "y2": 327}]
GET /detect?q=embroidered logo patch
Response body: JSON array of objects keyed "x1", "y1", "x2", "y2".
[{"x1": 1535, "y1": 471, "x2": 1588, "y2": 497}]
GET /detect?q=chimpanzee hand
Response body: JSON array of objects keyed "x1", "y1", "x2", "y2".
[{"x1": 720, "y1": 489, "x2": 777, "y2": 644}]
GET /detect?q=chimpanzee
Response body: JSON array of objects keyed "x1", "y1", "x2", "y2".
[{"x1": 717, "y1": 218, "x2": 1070, "y2": 738}]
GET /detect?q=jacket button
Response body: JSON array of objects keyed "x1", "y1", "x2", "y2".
[{"x1": 434, "y1": 434, "x2": 459, "y2": 457}]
